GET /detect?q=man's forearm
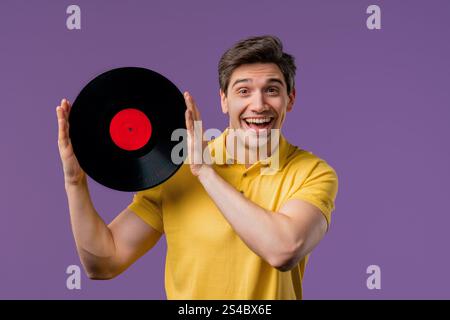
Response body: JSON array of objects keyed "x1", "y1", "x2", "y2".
[
  {"x1": 197, "y1": 166, "x2": 298, "y2": 268},
  {"x1": 65, "y1": 179, "x2": 117, "y2": 276}
]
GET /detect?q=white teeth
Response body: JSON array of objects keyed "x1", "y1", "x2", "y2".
[{"x1": 245, "y1": 117, "x2": 272, "y2": 124}]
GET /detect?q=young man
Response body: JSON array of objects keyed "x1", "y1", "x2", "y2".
[{"x1": 56, "y1": 35, "x2": 338, "y2": 299}]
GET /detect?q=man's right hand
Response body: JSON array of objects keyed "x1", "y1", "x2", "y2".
[{"x1": 56, "y1": 98, "x2": 86, "y2": 186}]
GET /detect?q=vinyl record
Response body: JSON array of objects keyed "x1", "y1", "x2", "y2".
[{"x1": 69, "y1": 67, "x2": 187, "y2": 192}]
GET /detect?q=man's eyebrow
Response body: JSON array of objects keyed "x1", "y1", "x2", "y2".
[
  {"x1": 231, "y1": 78, "x2": 250, "y2": 88},
  {"x1": 267, "y1": 78, "x2": 285, "y2": 86},
  {"x1": 231, "y1": 78, "x2": 285, "y2": 89}
]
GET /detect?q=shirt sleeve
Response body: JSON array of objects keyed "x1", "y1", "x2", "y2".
[
  {"x1": 286, "y1": 160, "x2": 339, "y2": 229},
  {"x1": 127, "y1": 185, "x2": 164, "y2": 233}
]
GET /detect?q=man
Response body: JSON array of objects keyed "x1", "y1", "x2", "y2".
[{"x1": 56, "y1": 35, "x2": 338, "y2": 299}]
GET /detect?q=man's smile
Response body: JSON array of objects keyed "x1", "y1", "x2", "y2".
[{"x1": 241, "y1": 116, "x2": 275, "y2": 132}]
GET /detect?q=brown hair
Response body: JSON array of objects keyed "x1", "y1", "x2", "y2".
[{"x1": 218, "y1": 35, "x2": 296, "y2": 96}]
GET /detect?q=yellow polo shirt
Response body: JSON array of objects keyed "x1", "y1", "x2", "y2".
[{"x1": 128, "y1": 129, "x2": 338, "y2": 300}]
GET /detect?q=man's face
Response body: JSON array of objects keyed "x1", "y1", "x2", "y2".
[{"x1": 220, "y1": 63, "x2": 295, "y2": 151}]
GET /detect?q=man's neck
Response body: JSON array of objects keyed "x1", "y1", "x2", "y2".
[{"x1": 224, "y1": 129, "x2": 280, "y2": 168}]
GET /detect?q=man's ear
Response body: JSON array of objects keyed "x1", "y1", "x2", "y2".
[
  {"x1": 220, "y1": 89, "x2": 228, "y2": 114},
  {"x1": 287, "y1": 88, "x2": 296, "y2": 112}
]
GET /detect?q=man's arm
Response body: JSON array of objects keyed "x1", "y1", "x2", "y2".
[
  {"x1": 66, "y1": 180, "x2": 162, "y2": 279},
  {"x1": 183, "y1": 92, "x2": 327, "y2": 271},
  {"x1": 57, "y1": 99, "x2": 162, "y2": 280},
  {"x1": 197, "y1": 166, "x2": 327, "y2": 271}
]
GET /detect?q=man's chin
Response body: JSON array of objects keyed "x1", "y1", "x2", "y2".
[
  {"x1": 237, "y1": 130, "x2": 272, "y2": 149},
  {"x1": 238, "y1": 127, "x2": 281, "y2": 142},
  {"x1": 233, "y1": 127, "x2": 274, "y2": 136}
]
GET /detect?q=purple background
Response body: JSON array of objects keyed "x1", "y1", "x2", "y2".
[{"x1": 0, "y1": 0, "x2": 449, "y2": 299}]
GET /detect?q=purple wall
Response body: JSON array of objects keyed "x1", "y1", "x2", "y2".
[{"x1": 0, "y1": 0, "x2": 449, "y2": 299}]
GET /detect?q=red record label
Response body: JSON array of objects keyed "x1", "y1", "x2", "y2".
[{"x1": 109, "y1": 108, "x2": 152, "y2": 151}]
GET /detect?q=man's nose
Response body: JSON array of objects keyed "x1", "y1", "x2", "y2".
[{"x1": 249, "y1": 92, "x2": 267, "y2": 112}]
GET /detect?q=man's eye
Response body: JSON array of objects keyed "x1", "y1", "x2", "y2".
[
  {"x1": 238, "y1": 88, "x2": 249, "y2": 95},
  {"x1": 266, "y1": 87, "x2": 279, "y2": 95}
]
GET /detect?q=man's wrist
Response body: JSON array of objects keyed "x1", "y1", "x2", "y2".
[
  {"x1": 64, "y1": 175, "x2": 88, "y2": 191},
  {"x1": 197, "y1": 165, "x2": 215, "y2": 185}
]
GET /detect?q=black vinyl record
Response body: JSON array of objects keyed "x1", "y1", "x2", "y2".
[{"x1": 69, "y1": 67, "x2": 187, "y2": 192}]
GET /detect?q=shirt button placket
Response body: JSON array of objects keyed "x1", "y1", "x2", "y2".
[{"x1": 240, "y1": 172, "x2": 248, "y2": 194}]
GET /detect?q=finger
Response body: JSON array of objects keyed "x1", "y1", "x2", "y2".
[
  {"x1": 185, "y1": 109, "x2": 194, "y2": 132},
  {"x1": 186, "y1": 109, "x2": 201, "y2": 164},
  {"x1": 185, "y1": 110, "x2": 194, "y2": 164},
  {"x1": 185, "y1": 95, "x2": 203, "y2": 144},
  {"x1": 61, "y1": 98, "x2": 71, "y2": 115},
  {"x1": 57, "y1": 106, "x2": 70, "y2": 148},
  {"x1": 189, "y1": 94, "x2": 201, "y2": 121},
  {"x1": 56, "y1": 105, "x2": 66, "y2": 128},
  {"x1": 188, "y1": 132, "x2": 195, "y2": 165},
  {"x1": 184, "y1": 92, "x2": 201, "y2": 121},
  {"x1": 184, "y1": 92, "x2": 193, "y2": 113}
]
